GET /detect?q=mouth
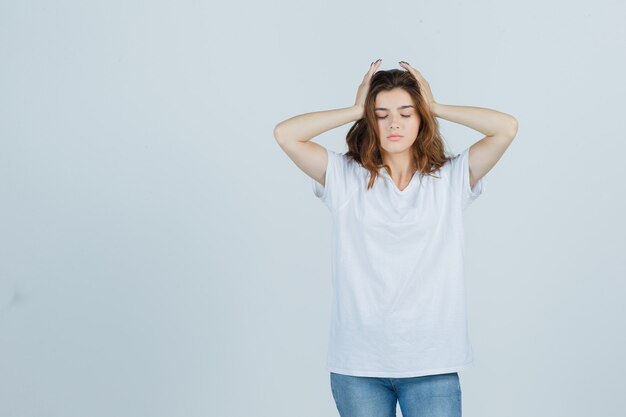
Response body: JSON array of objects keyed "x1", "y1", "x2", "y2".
[{"x1": 387, "y1": 135, "x2": 403, "y2": 141}]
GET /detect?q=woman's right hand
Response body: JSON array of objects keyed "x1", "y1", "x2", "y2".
[{"x1": 354, "y1": 59, "x2": 382, "y2": 118}]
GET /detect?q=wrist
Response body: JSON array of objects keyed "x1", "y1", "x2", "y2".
[
  {"x1": 431, "y1": 102, "x2": 441, "y2": 117},
  {"x1": 351, "y1": 104, "x2": 364, "y2": 120}
]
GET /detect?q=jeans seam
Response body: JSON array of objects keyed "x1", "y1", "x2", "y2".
[{"x1": 388, "y1": 378, "x2": 398, "y2": 393}]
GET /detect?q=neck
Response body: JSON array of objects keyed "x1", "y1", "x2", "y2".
[{"x1": 382, "y1": 152, "x2": 416, "y2": 178}]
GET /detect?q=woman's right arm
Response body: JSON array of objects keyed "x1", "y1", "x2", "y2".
[
  {"x1": 273, "y1": 59, "x2": 381, "y2": 187},
  {"x1": 273, "y1": 105, "x2": 363, "y2": 145},
  {"x1": 273, "y1": 105, "x2": 363, "y2": 187}
]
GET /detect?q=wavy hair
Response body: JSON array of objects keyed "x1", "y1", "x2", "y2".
[{"x1": 345, "y1": 69, "x2": 453, "y2": 190}]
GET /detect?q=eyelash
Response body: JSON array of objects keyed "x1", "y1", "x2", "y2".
[{"x1": 376, "y1": 115, "x2": 411, "y2": 119}]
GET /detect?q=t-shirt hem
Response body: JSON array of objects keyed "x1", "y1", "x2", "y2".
[{"x1": 327, "y1": 361, "x2": 475, "y2": 378}]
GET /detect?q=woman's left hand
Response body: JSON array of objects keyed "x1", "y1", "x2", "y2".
[{"x1": 399, "y1": 61, "x2": 437, "y2": 115}]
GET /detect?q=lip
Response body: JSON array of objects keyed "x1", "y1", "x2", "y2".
[{"x1": 387, "y1": 134, "x2": 403, "y2": 141}]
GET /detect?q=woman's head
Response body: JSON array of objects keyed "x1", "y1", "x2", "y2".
[
  {"x1": 345, "y1": 68, "x2": 451, "y2": 189},
  {"x1": 374, "y1": 87, "x2": 421, "y2": 156}
]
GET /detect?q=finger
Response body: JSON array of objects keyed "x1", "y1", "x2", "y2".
[
  {"x1": 365, "y1": 61, "x2": 380, "y2": 78},
  {"x1": 400, "y1": 61, "x2": 419, "y2": 75}
]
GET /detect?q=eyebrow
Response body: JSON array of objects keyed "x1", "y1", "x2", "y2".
[{"x1": 374, "y1": 105, "x2": 414, "y2": 111}]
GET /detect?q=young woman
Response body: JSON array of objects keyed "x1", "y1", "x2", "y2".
[{"x1": 274, "y1": 59, "x2": 518, "y2": 417}]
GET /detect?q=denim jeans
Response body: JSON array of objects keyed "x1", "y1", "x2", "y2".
[{"x1": 330, "y1": 371, "x2": 462, "y2": 417}]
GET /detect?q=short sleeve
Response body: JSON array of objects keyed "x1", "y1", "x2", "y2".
[
  {"x1": 311, "y1": 148, "x2": 354, "y2": 212},
  {"x1": 446, "y1": 146, "x2": 485, "y2": 210}
]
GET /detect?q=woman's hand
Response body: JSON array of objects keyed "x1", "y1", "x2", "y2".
[
  {"x1": 354, "y1": 59, "x2": 382, "y2": 118},
  {"x1": 399, "y1": 61, "x2": 437, "y2": 116}
]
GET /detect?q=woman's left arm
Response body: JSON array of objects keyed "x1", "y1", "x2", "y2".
[
  {"x1": 398, "y1": 61, "x2": 518, "y2": 188},
  {"x1": 433, "y1": 103, "x2": 518, "y2": 189}
]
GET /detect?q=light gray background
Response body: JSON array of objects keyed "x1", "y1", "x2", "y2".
[{"x1": 1, "y1": 1, "x2": 625, "y2": 416}]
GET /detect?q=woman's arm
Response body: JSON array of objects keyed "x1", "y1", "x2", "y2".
[
  {"x1": 433, "y1": 103, "x2": 518, "y2": 189},
  {"x1": 274, "y1": 60, "x2": 382, "y2": 190},
  {"x1": 273, "y1": 105, "x2": 363, "y2": 189},
  {"x1": 432, "y1": 103, "x2": 518, "y2": 138},
  {"x1": 273, "y1": 105, "x2": 363, "y2": 145},
  {"x1": 274, "y1": 59, "x2": 382, "y2": 145}
]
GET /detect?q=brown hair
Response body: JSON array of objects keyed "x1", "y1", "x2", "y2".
[{"x1": 344, "y1": 69, "x2": 452, "y2": 190}]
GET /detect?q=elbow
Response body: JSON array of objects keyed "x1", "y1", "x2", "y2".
[
  {"x1": 273, "y1": 123, "x2": 284, "y2": 143},
  {"x1": 506, "y1": 116, "x2": 519, "y2": 139}
]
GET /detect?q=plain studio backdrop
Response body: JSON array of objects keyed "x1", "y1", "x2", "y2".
[{"x1": 1, "y1": 1, "x2": 625, "y2": 416}]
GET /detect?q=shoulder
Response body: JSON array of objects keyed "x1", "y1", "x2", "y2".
[
  {"x1": 331, "y1": 150, "x2": 364, "y2": 176},
  {"x1": 420, "y1": 153, "x2": 456, "y2": 182}
]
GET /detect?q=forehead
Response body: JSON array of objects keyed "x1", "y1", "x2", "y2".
[{"x1": 375, "y1": 88, "x2": 413, "y2": 109}]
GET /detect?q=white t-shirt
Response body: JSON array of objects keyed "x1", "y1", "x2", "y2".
[{"x1": 312, "y1": 146, "x2": 485, "y2": 378}]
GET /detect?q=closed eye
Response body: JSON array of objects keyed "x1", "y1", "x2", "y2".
[{"x1": 377, "y1": 115, "x2": 411, "y2": 119}]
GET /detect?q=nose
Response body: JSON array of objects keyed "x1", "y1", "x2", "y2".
[{"x1": 389, "y1": 115, "x2": 401, "y2": 128}]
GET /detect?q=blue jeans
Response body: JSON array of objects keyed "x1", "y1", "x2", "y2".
[{"x1": 330, "y1": 371, "x2": 462, "y2": 417}]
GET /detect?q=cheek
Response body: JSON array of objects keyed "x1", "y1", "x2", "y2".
[{"x1": 376, "y1": 122, "x2": 387, "y2": 137}]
